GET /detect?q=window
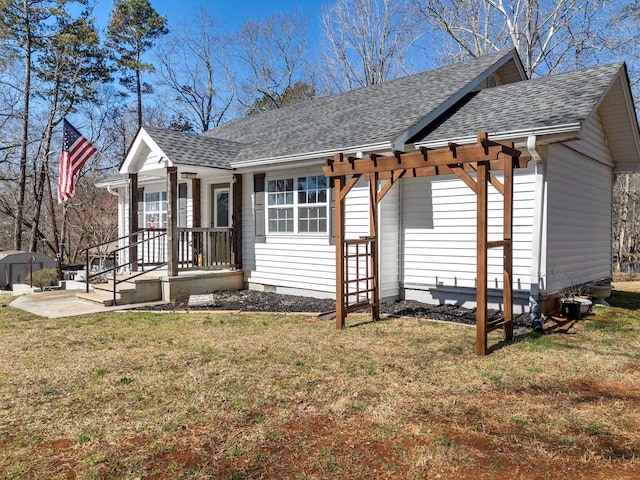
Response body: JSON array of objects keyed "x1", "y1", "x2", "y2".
[
  {"x1": 267, "y1": 175, "x2": 328, "y2": 234},
  {"x1": 178, "y1": 183, "x2": 187, "y2": 228},
  {"x1": 144, "y1": 191, "x2": 167, "y2": 228},
  {"x1": 214, "y1": 187, "x2": 230, "y2": 228}
]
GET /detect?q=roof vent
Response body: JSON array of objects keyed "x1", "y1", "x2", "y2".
[{"x1": 487, "y1": 73, "x2": 500, "y2": 88}]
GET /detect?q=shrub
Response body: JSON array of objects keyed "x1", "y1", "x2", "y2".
[{"x1": 29, "y1": 268, "x2": 58, "y2": 290}]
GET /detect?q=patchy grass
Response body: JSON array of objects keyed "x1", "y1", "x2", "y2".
[{"x1": 1, "y1": 294, "x2": 640, "y2": 479}]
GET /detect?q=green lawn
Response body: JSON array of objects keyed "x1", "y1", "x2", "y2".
[{"x1": 1, "y1": 292, "x2": 639, "y2": 479}]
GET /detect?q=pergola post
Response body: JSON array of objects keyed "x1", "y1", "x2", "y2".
[
  {"x1": 476, "y1": 162, "x2": 489, "y2": 356},
  {"x1": 167, "y1": 166, "x2": 178, "y2": 276},
  {"x1": 369, "y1": 171, "x2": 380, "y2": 322},
  {"x1": 334, "y1": 171, "x2": 346, "y2": 329}
]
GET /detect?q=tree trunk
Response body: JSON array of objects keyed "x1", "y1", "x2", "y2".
[
  {"x1": 136, "y1": 62, "x2": 142, "y2": 128},
  {"x1": 15, "y1": 4, "x2": 32, "y2": 250},
  {"x1": 30, "y1": 115, "x2": 55, "y2": 252},
  {"x1": 616, "y1": 173, "x2": 630, "y2": 272}
]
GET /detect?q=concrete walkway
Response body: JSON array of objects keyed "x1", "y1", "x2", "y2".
[{"x1": 9, "y1": 290, "x2": 164, "y2": 319}]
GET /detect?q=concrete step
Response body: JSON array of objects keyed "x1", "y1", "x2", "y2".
[
  {"x1": 76, "y1": 290, "x2": 116, "y2": 307},
  {"x1": 80, "y1": 277, "x2": 163, "y2": 306},
  {"x1": 91, "y1": 281, "x2": 136, "y2": 294}
]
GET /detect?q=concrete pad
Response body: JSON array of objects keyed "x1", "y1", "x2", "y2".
[{"x1": 9, "y1": 290, "x2": 165, "y2": 319}]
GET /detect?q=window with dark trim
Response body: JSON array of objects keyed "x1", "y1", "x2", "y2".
[
  {"x1": 144, "y1": 191, "x2": 167, "y2": 228},
  {"x1": 267, "y1": 175, "x2": 328, "y2": 234}
]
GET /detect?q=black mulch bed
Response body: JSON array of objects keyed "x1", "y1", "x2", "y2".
[{"x1": 139, "y1": 290, "x2": 531, "y2": 328}]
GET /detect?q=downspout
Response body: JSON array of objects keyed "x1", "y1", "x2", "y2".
[
  {"x1": 528, "y1": 135, "x2": 545, "y2": 332},
  {"x1": 107, "y1": 185, "x2": 125, "y2": 239}
]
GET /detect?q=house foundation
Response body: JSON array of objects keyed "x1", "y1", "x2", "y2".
[{"x1": 160, "y1": 270, "x2": 244, "y2": 301}]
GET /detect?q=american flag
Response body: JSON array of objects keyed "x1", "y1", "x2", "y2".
[{"x1": 58, "y1": 119, "x2": 97, "y2": 203}]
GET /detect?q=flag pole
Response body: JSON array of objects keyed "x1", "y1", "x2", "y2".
[{"x1": 44, "y1": 151, "x2": 63, "y2": 280}]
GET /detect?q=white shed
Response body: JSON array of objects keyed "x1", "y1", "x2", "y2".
[{"x1": 0, "y1": 251, "x2": 56, "y2": 289}]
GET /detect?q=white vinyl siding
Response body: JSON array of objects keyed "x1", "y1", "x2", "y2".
[
  {"x1": 242, "y1": 174, "x2": 257, "y2": 270},
  {"x1": 380, "y1": 183, "x2": 400, "y2": 300},
  {"x1": 244, "y1": 168, "x2": 368, "y2": 298},
  {"x1": 563, "y1": 112, "x2": 613, "y2": 168},
  {"x1": 545, "y1": 143, "x2": 612, "y2": 292},
  {"x1": 401, "y1": 168, "x2": 536, "y2": 293}
]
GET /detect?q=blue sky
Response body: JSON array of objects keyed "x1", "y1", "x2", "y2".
[{"x1": 91, "y1": 0, "x2": 330, "y2": 47}]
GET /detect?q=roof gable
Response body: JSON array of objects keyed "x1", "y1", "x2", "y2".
[
  {"x1": 415, "y1": 62, "x2": 640, "y2": 169},
  {"x1": 594, "y1": 64, "x2": 640, "y2": 172},
  {"x1": 120, "y1": 127, "x2": 239, "y2": 174}
]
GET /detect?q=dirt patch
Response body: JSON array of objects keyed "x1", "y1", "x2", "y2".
[
  {"x1": 566, "y1": 376, "x2": 640, "y2": 402},
  {"x1": 140, "y1": 289, "x2": 532, "y2": 328}
]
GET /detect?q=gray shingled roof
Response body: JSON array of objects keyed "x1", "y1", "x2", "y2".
[
  {"x1": 417, "y1": 62, "x2": 624, "y2": 144},
  {"x1": 129, "y1": 55, "x2": 626, "y2": 171},
  {"x1": 144, "y1": 127, "x2": 240, "y2": 169},
  {"x1": 204, "y1": 50, "x2": 516, "y2": 161}
]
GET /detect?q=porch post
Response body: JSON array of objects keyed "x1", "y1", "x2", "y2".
[
  {"x1": 192, "y1": 178, "x2": 201, "y2": 228},
  {"x1": 191, "y1": 177, "x2": 202, "y2": 268},
  {"x1": 167, "y1": 167, "x2": 178, "y2": 276},
  {"x1": 232, "y1": 173, "x2": 243, "y2": 268},
  {"x1": 129, "y1": 173, "x2": 138, "y2": 272}
]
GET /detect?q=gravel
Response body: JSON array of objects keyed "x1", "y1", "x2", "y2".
[{"x1": 139, "y1": 289, "x2": 532, "y2": 329}]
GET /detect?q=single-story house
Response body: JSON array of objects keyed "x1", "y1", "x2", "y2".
[{"x1": 97, "y1": 49, "x2": 640, "y2": 327}]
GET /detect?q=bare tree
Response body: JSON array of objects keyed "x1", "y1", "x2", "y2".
[
  {"x1": 417, "y1": 0, "x2": 609, "y2": 77},
  {"x1": 155, "y1": 9, "x2": 235, "y2": 132},
  {"x1": 321, "y1": 0, "x2": 421, "y2": 92},
  {"x1": 234, "y1": 12, "x2": 313, "y2": 113},
  {"x1": 0, "y1": 0, "x2": 58, "y2": 250},
  {"x1": 63, "y1": 174, "x2": 117, "y2": 264}
]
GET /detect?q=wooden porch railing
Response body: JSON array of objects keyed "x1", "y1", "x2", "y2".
[
  {"x1": 81, "y1": 227, "x2": 237, "y2": 303},
  {"x1": 177, "y1": 227, "x2": 236, "y2": 269}
]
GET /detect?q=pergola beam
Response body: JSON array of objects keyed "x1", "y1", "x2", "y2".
[
  {"x1": 323, "y1": 143, "x2": 522, "y2": 178},
  {"x1": 359, "y1": 156, "x2": 529, "y2": 181}
]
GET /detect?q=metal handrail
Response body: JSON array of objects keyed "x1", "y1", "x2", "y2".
[
  {"x1": 81, "y1": 226, "x2": 236, "y2": 304},
  {"x1": 82, "y1": 229, "x2": 168, "y2": 302},
  {"x1": 80, "y1": 229, "x2": 146, "y2": 292},
  {"x1": 108, "y1": 229, "x2": 168, "y2": 305}
]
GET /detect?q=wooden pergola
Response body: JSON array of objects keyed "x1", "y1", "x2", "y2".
[{"x1": 323, "y1": 132, "x2": 530, "y2": 355}]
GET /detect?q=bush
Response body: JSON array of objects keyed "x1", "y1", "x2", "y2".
[{"x1": 29, "y1": 268, "x2": 58, "y2": 290}]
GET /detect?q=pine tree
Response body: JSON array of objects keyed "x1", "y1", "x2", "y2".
[{"x1": 107, "y1": 0, "x2": 168, "y2": 129}]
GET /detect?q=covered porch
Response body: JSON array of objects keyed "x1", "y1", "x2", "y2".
[
  {"x1": 81, "y1": 222, "x2": 243, "y2": 307},
  {"x1": 88, "y1": 127, "x2": 245, "y2": 305}
]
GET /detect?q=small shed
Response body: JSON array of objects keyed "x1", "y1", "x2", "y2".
[{"x1": 0, "y1": 251, "x2": 56, "y2": 289}]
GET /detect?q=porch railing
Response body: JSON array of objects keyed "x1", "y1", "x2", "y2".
[
  {"x1": 177, "y1": 227, "x2": 235, "y2": 269},
  {"x1": 81, "y1": 227, "x2": 236, "y2": 293},
  {"x1": 81, "y1": 229, "x2": 168, "y2": 296}
]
